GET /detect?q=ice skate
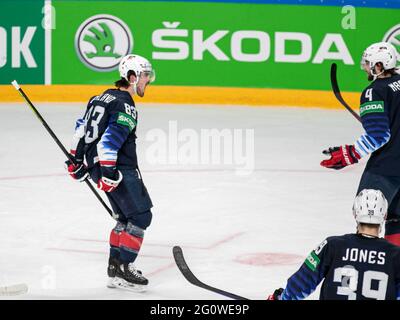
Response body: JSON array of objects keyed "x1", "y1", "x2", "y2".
[{"x1": 107, "y1": 258, "x2": 147, "y2": 292}]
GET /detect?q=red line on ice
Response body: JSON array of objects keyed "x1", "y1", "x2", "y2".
[
  {"x1": 204, "y1": 232, "x2": 245, "y2": 249},
  {"x1": 68, "y1": 232, "x2": 245, "y2": 251},
  {"x1": 46, "y1": 247, "x2": 170, "y2": 259},
  {"x1": 61, "y1": 233, "x2": 245, "y2": 277},
  {"x1": 68, "y1": 237, "x2": 174, "y2": 248}
]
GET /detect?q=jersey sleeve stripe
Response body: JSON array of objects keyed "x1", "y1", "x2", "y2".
[
  {"x1": 99, "y1": 160, "x2": 117, "y2": 166},
  {"x1": 97, "y1": 122, "x2": 130, "y2": 164},
  {"x1": 354, "y1": 131, "x2": 390, "y2": 157},
  {"x1": 361, "y1": 114, "x2": 389, "y2": 121},
  {"x1": 291, "y1": 273, "x2": 314, "y2": 296},
  {"x1": 356, "y1": 100, "x2": 391, "y2": 158},
  {"x1": 281, "y1": 263, "x2": 322, "y2": 300},
  {"x1": 281, "y1": 285, "x2": 300, "y2": 300},
  {"x1": 355, "y1": 141, "x2": 368, "y2": 155}
]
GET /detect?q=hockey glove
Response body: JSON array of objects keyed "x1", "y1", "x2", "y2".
[
  {"x1": 267, "y1": 288, "x2": 283, "y2": 300},
  {"x1": 65, "y1": 160, "x2": 88, "y2": 182},
  {"x1": 320, "y1": 145, "x2": 360, "y2": 170},
  {"x1": 98, "y1": 170, "x2": 123, "y2": 192}
]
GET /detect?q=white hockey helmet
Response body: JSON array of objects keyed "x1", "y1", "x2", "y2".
[
  {"x1": 352, "y1": 189, "x2": 388, "y2": 225},
  {"x1": 361, "y1": 42, "x2": 398, "y2": 72},
  {"x1": 118, "y1": 54, "x2": 155, "y2": 84}
]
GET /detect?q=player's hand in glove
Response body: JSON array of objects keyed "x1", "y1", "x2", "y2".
[
  {"x1": 267, "y1": 288, "x2": 283, "y2": 300},
  {"x1": 65, "y1": 160, "x2": 89, "y2": 182},
  {"x1": 98, "y1": 170, "x2": 123, "y2": 192},
  {"x1": 320, "y1": 145, "x2": 360, "y2": 170}
]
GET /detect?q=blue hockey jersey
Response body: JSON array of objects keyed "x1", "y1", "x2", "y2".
[
  {"x1": 355, "y1": 74, "x2": 400, "y2": 176},
  {"x1": 70, "y1": 89, "x2": 138, "y2": 178},
  {"x1": 281, "y1": 233, "x2": 400, "y2": 300}
]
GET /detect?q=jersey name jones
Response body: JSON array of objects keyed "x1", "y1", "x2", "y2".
[{"x1": 342, "y1": 248, "x2": 385, "y2": 265}]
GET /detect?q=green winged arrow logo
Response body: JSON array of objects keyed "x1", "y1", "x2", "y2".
[
  {"x1": 76, "y1": 15, "x2": 132, "y2": 71},
  {"x1": 83, "y1": 22, "x2": 121, "y2": 59}
]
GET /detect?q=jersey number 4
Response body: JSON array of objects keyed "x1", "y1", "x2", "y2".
[
  {"x1": 333, "y1": 266, "x2": 388, "y2": 300},
  {"x1": 84, "y1": 105, "x2": 105, "y2": 144},
  {"x1": 365, "y1": 88, "x2": 373, "y2": 101}
]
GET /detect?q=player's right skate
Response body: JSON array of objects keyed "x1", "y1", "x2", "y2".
[{"x1": 107, "y1": 257, "x2": 148, "y2": 292}]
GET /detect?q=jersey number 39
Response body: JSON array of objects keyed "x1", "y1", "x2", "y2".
[{"x1": 333, "y1": 266, "x2": 388, "y2": 300}]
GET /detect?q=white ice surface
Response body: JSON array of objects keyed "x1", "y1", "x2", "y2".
[{"x1": 0, "y1": 102, "x2": 367, "y2": 300}]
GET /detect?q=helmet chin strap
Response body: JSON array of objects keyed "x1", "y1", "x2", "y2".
[
  {"x1": 130, "y1": 82, "x2": 137, "y2": 95},
  {"x1": 128, "y1": 72, "x2": 141, "y2": 95},
  {"x1": 370, "y1": 62, "x2": 385, "y2": 80}
]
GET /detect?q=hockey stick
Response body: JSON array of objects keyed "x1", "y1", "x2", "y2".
[
  {"x1": 11, "y1": 80, "x2": 117, "y2": 220},
  {"x1": 330, "y1": 63, "x2": 361, "y2": 123},
  {"x1": 173, "y1": 246, "x2": 250, "y2": 300},
  {"x1": 0, "y1": 283, "x2": 28, "y2": 296}
]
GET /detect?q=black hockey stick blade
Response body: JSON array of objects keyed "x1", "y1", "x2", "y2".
[
  {"x1": 173, "y1": 246, "x2": 250, "y2": 300},
  {"x1": 330, "y1": 63, "x2": 361, "y2": 123},
  {"x1": 11, "y1": 80, "x2": 117, "y2": 220}
]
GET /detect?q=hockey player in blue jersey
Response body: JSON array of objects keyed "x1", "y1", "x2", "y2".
[
  {"x1": 268, "y1": 189, "x2": 400, "y2": 300},
  {"x1": 321, "y1": 42, "x2": 400, "y2": 246},
  {"x1": 65, "y1": 54, "x2": 155, "y2": 291}
]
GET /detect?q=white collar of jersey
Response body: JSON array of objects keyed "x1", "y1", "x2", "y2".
[{"x1": 358, "y1": 232, "x2": 379, "y2": 239}]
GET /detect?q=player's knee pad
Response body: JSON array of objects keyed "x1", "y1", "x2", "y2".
[
  {"x1": 109, "y1": 221, "x2": 126, "y2": 247},
  {"x1": 129, "y1": 210, "x2": 152, "y2": 230},
  {"x1": 120, "y1": 222, "x2": 145, "y2": 254}
]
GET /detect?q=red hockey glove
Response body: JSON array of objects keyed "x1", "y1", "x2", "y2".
[
  {"x1": 267, "y1": 288, "x2": 283, "y2": 300},
  {"x1": 65, "y1": 160, "x2": 88, "y2": 182},
  {"x1": 320, "y1": 145, "x2": 361, "y2": 170},
  {"x1": 97, "y1": 170, "x2": 123, "y2": 192}
]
